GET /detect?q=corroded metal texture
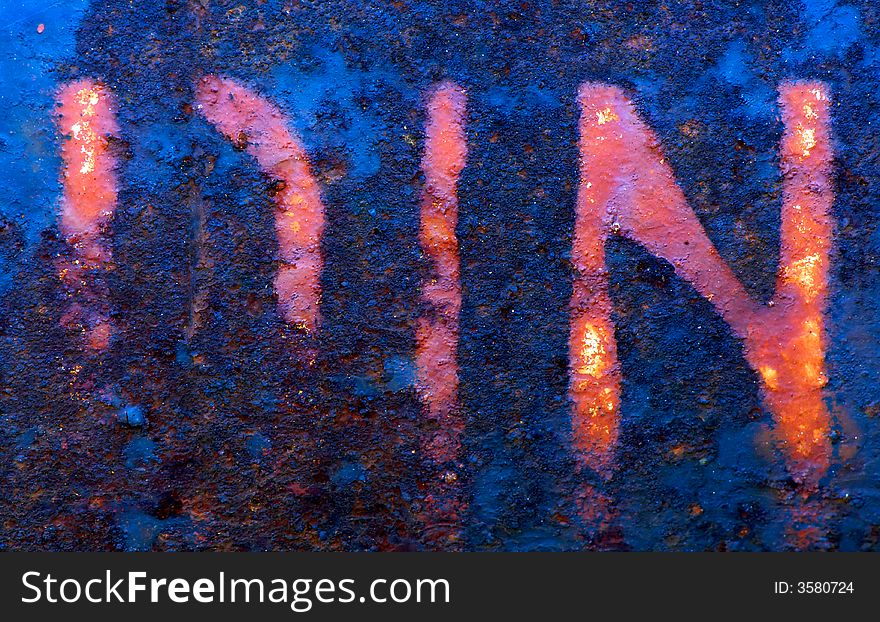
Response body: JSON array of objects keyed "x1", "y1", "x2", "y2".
[{"x1": 1, "y1": 0, "x2": 879, "y2": 551}]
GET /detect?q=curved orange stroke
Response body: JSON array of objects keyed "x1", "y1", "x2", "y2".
[{"x1": 196, "y1": 75, "x2": 325, "y2": 333}]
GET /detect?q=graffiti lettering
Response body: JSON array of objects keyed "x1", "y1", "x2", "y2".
[{"x1": 51, "y1": 77, "x2": 836, "y2": 545}]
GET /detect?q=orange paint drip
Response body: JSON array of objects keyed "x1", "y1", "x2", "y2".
[
  {"x1": 56, "y1": 79, "x2": 119, "y2": 352},
  {"x1": 573, "y1": 81, "x2": 833, "y2": 487},
  {"x1": 416, "y1": 82, "x2": 467, "y2": 548},
  {"x1": 196, "y1": 75, "x2": 325, "y2": 333}
]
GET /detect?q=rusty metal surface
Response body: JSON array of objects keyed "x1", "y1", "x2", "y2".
[{"x1": 1, "y1": 0, "x2": 879, "y2": 551}]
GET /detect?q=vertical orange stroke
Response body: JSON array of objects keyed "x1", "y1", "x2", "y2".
[
  {"x1": 195, "y1": 75, "x2": 325, "y2": 333},
  {"x1": 570, "y1": 85, "x2": 624, "y2": 477},
  {"x1": 753, "y1": 82, "x2": 833, "y2": 484},
  {"x1": 56, "y1": 79, "x2": 120, "y2": 352},
  {"x1": 572, "y1": 81, "x2": 833, "y2": 489},
  {"x1": 416, "y1": 82, "x2": 467, "y2": 547}
]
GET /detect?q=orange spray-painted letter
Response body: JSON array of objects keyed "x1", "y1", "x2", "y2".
[{"x1": 571, "y1": 81, "x2": 834, "y2": 487}]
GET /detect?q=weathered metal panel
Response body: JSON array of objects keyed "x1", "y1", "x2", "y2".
[{"x1": 1, "y1": 0, "x2": 878, "y2": 551}]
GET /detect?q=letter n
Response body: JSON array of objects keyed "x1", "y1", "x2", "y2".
[{"x1": 570, "y1": 82, "x2": 834, "y2": 488}]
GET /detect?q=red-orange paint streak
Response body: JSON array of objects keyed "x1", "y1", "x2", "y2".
[
  {"x1": 757, "y1": 83, "x2": 834, "y2": 484},
  {"x1": 416, "y1": 82, "x2": 467, "y2": 548},
  {"x1": 570, "y1": 86, "x2": 624, "y2": 478},
  {"x1": 196, "y1": 75, "x2": 324, "y2": 333},
  {"x1": 573, "y1": 82, "x2": 833, "y2": 489},
  {"x1": 56, "y1": 79, "x2": 119, "y2": 352}
]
